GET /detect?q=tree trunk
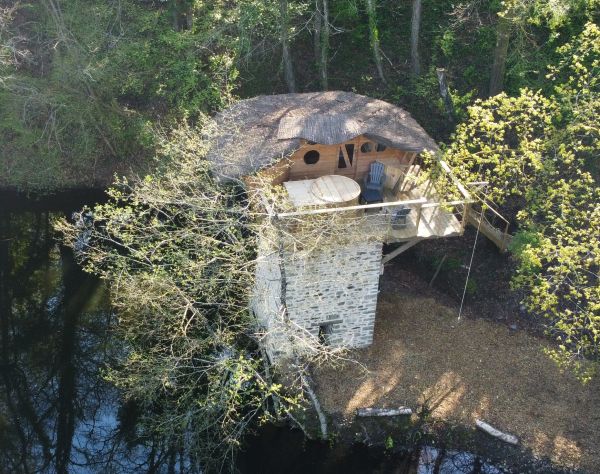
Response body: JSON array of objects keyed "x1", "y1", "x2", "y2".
[
  {"x1": 410, "y1": 0, "x2": 422, "y2": 76},
  {"x1": 365, "y1": 0, "x2": 386, "y2": 83},
  {"x1": 436, "y1": 68, "x2": 454, "y2": 122},
  {"x1": 185, "y1": 5, "x2": 193, "y2": 31},
  {"x1": 489, "y1": 13, "x2": 511, "y2": 96},
  {"x1": 320, "y1": 0, "x2": 329, "y2": 90},
  {"x1": 171, "y1": 0, "x2": 180, "y2": 31},
  {"x1": 279, "y1": 0, "x2": 296, "y2": 92},
  {"x1": 300, "y1": 372, "x2": 328, "y2": 438},
  {"x1": 313, "y1": 0, "x2": 322, "y2": 67}
]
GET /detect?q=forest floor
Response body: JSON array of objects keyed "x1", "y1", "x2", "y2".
[{"x1": 313, "y1": 264, "x2": 600, "y2": 473}]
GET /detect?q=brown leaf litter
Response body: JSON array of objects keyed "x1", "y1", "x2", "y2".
[{"x1": 313, "y1": 290, "x2": 600, "y2": 472}]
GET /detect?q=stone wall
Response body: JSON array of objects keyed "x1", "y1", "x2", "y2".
[
  {"x1": 252, "y1": 239, "x2": 383, "y2": 361},
  {"x1": 251, "y1": 242, "x2": 286, "y2": 359}
]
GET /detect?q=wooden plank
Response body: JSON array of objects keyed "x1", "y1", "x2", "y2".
[
  {"x1": 284, "y1": 180, "x2": 318, "y2": 207},
  {"x1": 339, "y1": 144, "x2": 352, "y2": 169},
  {"x1": 476, "y1": 420, "x2": 519, "y2": 445},
  {"x1": 277, "y1": 197, "x2": 428, "y2": 218},
  {"x1": 438, "y1": 158, "x2": 471, "y2": 200},
  {"x1": 467, "y1": 210, "x2": 513, "y2": 252},
  {"x1": 289, "y1": 137, "x2": 388, "y2": 180},
  {"x1": 337, "y1": 177, "x2": 351, "y2": 201},
  {"x1": 381, "y1": 238, "x2": 423, "y2": 264},
  {"x1": 309, "y1": 175, "x2": 361, "y2": 204}
]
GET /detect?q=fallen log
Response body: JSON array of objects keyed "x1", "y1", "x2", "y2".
[
  {"x1": 356, "y1": 407, "x2": 412, "y2": 417},
  {"x1": 476, "y1": 419, "x2": 518, "y2": 445},
  {"x1": 300, "y1": 372, "x2": 328, "y2": 439}
]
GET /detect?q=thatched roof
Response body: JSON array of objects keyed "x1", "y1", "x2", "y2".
[{"x1": 206, "y1": 91, "x2": 439, "y2": 179}]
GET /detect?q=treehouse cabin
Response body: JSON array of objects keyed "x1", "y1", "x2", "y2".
[{"x1": 207, "y1": 91, "x2": 472, "y2": 362}]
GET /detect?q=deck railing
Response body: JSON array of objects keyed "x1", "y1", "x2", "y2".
[
  {"x1": 258, "y1": 156, "x2": 474, "y2": 243},
  {"x1": 464, "y1": 185, "x2": 512, "y2": 252}
]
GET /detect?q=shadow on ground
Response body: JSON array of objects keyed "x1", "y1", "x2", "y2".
[{"x1": 313, "y1": 269, "x2": 600, "y2": 472}]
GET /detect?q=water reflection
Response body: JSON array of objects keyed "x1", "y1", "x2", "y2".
[
  {"x1": 417, "y1": 446, "x2": 503, "y2": 474},
  {"x1": 0, "y1": 195, "x2": 170, "y2": 473}
]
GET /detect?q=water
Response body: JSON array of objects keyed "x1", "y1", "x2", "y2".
[
  {"x1": 0, "y1": 191, "x2": 144, "y2": 472},
  {"x1": 0, "y1": 191, "x2": 507, "y2": 473}
]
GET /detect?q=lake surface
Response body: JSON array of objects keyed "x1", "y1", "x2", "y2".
[{"x1": 0, "y1": 191, "x2": 507, "y2": 473}]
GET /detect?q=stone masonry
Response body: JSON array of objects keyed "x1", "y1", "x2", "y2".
[{"x1": 252, "y1": 239, "x2": 383, "y2": 362}]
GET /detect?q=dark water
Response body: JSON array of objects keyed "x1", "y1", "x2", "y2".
[{"x1": 0, "y1": 191, "x2": 506, "y2": 474}]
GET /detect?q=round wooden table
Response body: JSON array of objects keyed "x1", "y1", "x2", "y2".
[{"x1": 310, "y1": 175, "x2": 361, "y2": 205}]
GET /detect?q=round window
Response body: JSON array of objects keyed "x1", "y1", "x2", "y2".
[
  {"x1": 303, "y1": 150, "x2": 320, "y2": 165},
  {"x1": 360, "y1": 142, "x2": 373, "y2": 153},
  {"x1": 376, "y1": 143, "x2": 387, "y2": 152}
]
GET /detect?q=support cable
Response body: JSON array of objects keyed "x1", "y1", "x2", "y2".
[{"x1": 458, "y1": 202, "x2": 484, "y2": 320}]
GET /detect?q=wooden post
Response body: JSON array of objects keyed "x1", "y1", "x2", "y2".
[
  {"x1": 381, "y1": 238, "x2": 423, "y2": 264},
  {"x1": 429, "y1": 254, "x2": 447, "y2": 287},
  {"x1": 460, "y1": 202, "x2": 470, "y2": 233},
  {"x1": 476, "y1": 420, "x2": 518, "y2": 445},
  {"x1": 414, "y1": 202, "x2": 423, "y2": 234},
  {"x1": 357, "y1": 407, "x2": 412, "y2": 417}
]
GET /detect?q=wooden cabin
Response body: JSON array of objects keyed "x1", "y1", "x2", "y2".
[{"x1": 206, "y1": 92, "x2": 472, "y2": 362}]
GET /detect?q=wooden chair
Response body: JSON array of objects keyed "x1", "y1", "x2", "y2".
[{"x1": 361, "y1": 161, "x2": 385, "y2": 204}]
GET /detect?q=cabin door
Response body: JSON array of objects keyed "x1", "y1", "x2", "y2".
[{"x1": 335, "y1": 143, "x2": 357, "y2": 178}]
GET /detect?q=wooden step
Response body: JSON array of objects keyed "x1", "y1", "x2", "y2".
[{"x1": 466, "y1": 210, "x2": 512, "y2": 252}]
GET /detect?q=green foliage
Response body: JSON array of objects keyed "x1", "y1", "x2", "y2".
[
  {"x1": 444, "y1": 25, "x2": 600, "y2": 379},
  {"x1": 465, "y1": 277, "x2": 478, "y2": 296},
  {"x1": 0, "y1": 0, "x2": 243, "y2": 191},
  {"x1": 3, "y1": 0, "x2": 597, "y2": 190},
  {"x1": 509, "y1": 229, "x2": 542, "y2": 273},
  {"x1": 57, "y1": 124, "x2": 303, "y2": 467},
  {"x1": 445, "y1": 89, "x2": 556, "y2": 206}
]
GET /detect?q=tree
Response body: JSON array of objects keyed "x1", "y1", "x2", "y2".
[
  {"x1": 444, "y1": 23, "x2": 600, "y2": 379},
  {"x1": 56, "y1": 122, "x2": 352, "y2": 468},
  {"x1": 0, "y1": 0, "x2": 243, "y2": 191},
  {"x1": 280, "y1": 0, "x2": 297, "y2": 92},
  {"x1": 444, "y1": 89, "x2": 554, "y2": 207},
  {"x1": 365, "y1": 0, "x2": 386, "y2": 83},
  {"x1": 487, "y1": 0, "x2": 593, "y2": 96},
  {"x1": 512, "y1": 176, "x2": 599, "y2": 382},
  {"x1": 57, "y1": 123, "x2": 303, "y2": 469},
  {"x1": 512, "y1": 22, "x2": 600, "y2": 380},
  {"x1": 410, "y1": 0, "x2": 422, "y2": 76},
  {"x1": 488, "y1": 3, "x2": 515, "y2": 95}
]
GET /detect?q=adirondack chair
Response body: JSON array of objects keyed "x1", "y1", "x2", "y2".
[{"x1": 361, "y1": 161, "x2": 385, "y2": 204}]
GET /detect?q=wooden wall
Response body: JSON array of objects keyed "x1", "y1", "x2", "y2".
[
  {"x1": 287, "y1": 135, "x2": 415, "y2": 182},
  {"x1": 250, "y1": 134, "x2": 418, "y2": 189},
  {"x1": 246, "y1": 158, "x2": 290, "y2": 190}
]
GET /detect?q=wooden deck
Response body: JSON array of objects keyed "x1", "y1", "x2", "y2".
[
  {"x1": 281, "y1": 178, "x2": 464, "y2": 244},
  {"x1": 362, "y1": 203, "x2": 463, "y2": 243},
  {"x1": 379, "y1": 184, "x2": 463, "y2": 242}
]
